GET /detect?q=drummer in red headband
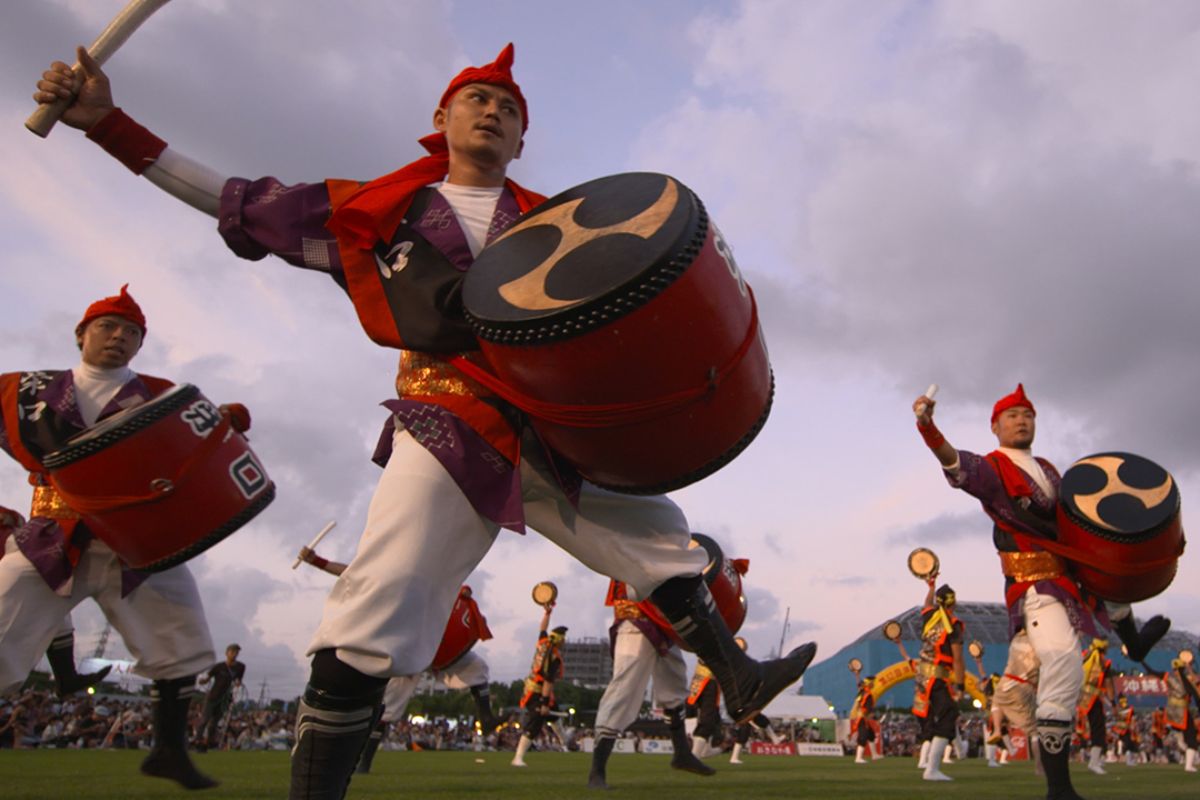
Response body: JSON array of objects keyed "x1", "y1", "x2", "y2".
[
  {"x1": 0, "y1": 286, "x2": 218, "y2": 789},
  {"x1": 912, "y1": 384, "x2": 1170, "y2": 800},
  {"x1": 36, "y1": 43, "x2": 817, "y2": 796}
]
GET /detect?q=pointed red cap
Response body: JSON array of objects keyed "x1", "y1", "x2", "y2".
[
  {"x1": 76, "y1": 284, "x2": 147, "y2": 337},
  {"x1": 439, "y1": 43, "x2": 528, "y2": 132},
  {"x1": 991, "y1": 383, "x2": 1035, "y2": 424}
]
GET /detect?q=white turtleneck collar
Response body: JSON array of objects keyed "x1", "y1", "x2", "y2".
[
  {"x1": 73, "y1": 361, "x2": 135, "y2": 427},
  {"x1": 997, "y1": 446, "x2": 1054, "y2": 499}
]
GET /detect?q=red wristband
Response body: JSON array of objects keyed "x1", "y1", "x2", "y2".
[
  {"x1": 917, "y1": 419, "x2": 945, "y2": 450},
  {"x1": 86, "y1": 107, "x2": 167, "y2": 175},
  {"x1": 310, "y1": 555, "x2": 329, "y2": 570}
]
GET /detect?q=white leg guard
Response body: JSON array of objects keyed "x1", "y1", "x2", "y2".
[
  {"x1": 917, "y1": 739, "x2": 931, "y2": 769},
  {"x1": 1088, "y1": 745, "x2": 1106, "y2": 775},
  {"x1": 855, "y1": 745, "x2": 866, "y2": 763},
  {"x1": 730, "y1": 743, "x2": 743, "y2": 764},
  {"x1": 1185, "y1": 748, "x2": 1197, "y2": 772},
  {"x1": 986, "y1": 743, "x2": 998, "y2": 767},
  {"x1": 511, "y1": 734, "x2": 530, "y2": 767},
  {"x1": 923, "y1": 737, "x2": 953, "y2": 781}
]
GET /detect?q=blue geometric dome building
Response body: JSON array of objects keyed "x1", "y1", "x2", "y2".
[{"x1": 800, "y1": 602, "x2": 1195, "y2": 716}]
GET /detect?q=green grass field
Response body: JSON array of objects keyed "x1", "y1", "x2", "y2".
[{"x1": 1, "y1": 749, "x2": 1196, "y2": 799}]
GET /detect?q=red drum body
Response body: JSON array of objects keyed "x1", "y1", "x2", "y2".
[
  {"x1": 43, "y1": 384, "x2": 274, "y2": 572},
  {"x1": 463, "y1": 173, "x2": 772, "y2": 494},
  {"x1": 431, "y1": 593, "x2": 485, "y2": 671},
  {"x1": 639, "y1": 533, "x2": 748, "y2": 651},
  {"x1": 1056, "y1": 452, "x2": 1184, "y2": 603}
]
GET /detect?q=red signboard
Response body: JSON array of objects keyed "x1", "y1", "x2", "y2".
[{"x1": 749, "y1": 741, "x2": 797, "y2": 756}]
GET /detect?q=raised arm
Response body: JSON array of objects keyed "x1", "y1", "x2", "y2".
[
  {"x1": 34, "y1": 47, "x2": 226, "y2": 216},
  {"x1": 913, "y1": 394, "x2": 959, "y2": 471}
]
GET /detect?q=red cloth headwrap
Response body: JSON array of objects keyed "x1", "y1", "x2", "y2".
[
  {"x1": 440, "y1": 43, "x2": 528, "y2": 132},
  {"x1": 76, "y1": 283, "x2": 147, "y2": 337},
  {"x1": 991, "y1": 383, "x2": 1035, "y2": 424},
  {"x1": 326, "y1": 44, "x2": 539, "y2": 250}
]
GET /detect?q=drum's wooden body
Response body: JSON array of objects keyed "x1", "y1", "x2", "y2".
[
  {"x1": 1056, "y1": 452, "x2": 1184, "y2": 603},
  {"x1": 44, "y1": 384, "x2": 274, "y2": 571},
  {"x1": 463, "y1": 173, "x2": 772, "y2": 493},
  {"x1": 639, "y1": 533, "x2": 747, "y2": 651}
]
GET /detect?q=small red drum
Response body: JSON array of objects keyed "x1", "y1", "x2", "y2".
[
  {"x1": 462, "y1": 173, "x2": 772, "y2": 493},
  {"x1": 1056, "y1": 452, "x2": 1185, "y2": 603},
  {"x1": 639, "y1": 533, "x2": 748, "y2": 651},
  {"x1": 42, "y1": 384, "x2": 274, "y2": 572},
  {"x1": 431, "y1": 587, "x2": 490, "y2": 671}
]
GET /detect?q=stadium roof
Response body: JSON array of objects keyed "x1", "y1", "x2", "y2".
[{"x1": 848, "y1": 602, "x2": 1012, "y2": 647}]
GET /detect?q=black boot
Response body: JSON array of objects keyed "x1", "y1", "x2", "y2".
[
  {"x1": 588, "y1": 735, "x2": 616, "y2": 789},
  {"x1": 1038, "y1": 721, "x2": 1086, "y2": 800},
  {"x1": 1113, "y1": 614, "x2": 1170, "y2": 662},
  {"x1": 141, "y1": 676, "x2": 219, "y2": 790},
  {"x1": 665, "y1": 705, "x2": 715, "y2": 777},
  {"x1": 470, "y1": 683, "x2": 501, "y2": 734},
  {"x1": 46, "y1": 631, "x2": 112, "y2": 696},
  {"x1": 355, "y1": 720, "x2": 385, "y2": 775},
  {"x1": 291, "y1": 689, "x2": 384, "y2": 799},
  {"x1": 648, "y1": 575, "x2": 816, "y2": 723}
]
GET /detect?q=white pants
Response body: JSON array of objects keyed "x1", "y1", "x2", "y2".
[
  {"x1": 379, "y1": 650, "x2": 490, "y2": 723},
  {"x1": 1022, "y1": 587, "x2": 1082, "y2": 724},
  {"x1": 594, "y1": 620, "x2": 688, "y2": 736},
  {"x1": 995, "y1": 629, "x2": 1039, "y2": 732},
  {"x1": 0, "y1": 538, "x2": 214, "y2": 694},
  {"x1": 309, "y1": 429, "x2": 707, "y2": 678}
]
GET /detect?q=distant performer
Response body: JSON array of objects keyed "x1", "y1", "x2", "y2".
[
  {"x1": 587, "y1": 578, "x2": 713, "y2": 789},
  {"x1": 196, "y1": 644, "x2": 246, "y2": 752},
  {"x1": 1077, "y1": 638, "x2": 1113, "y2": 775},
  {"x1": 512, "y1": 602, "x2": 565, "y2": 767}
]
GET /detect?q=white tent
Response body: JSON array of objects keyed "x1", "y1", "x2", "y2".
[{"x1": 761, "y1": 692, "x2": 836, "y2": 721}]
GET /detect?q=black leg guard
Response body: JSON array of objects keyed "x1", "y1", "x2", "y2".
[
  {"x1": 588, "y1": 735, "x2": 615, "y2": 789},
  {"x1": 649, "y1": 575, "x2": 816, "y2": 723},
  {"x1": 666, "y1": 705, "x2": 716, "y2": 777},
  {"x1": 355, "y1": 720, "x2": 386, "y2": 775},
  {"x1": 46, "y1": 631, "x2": 111, "y2": 696},
  {"x1": 290, "y1": 650, "x2": 387, "y2": 800},
  {"x1": 141, "y1": 676, "x2": 218, "y2": 791},
  {"x1": 1038, "y1": 722, "x2": 1086, "y2": 800},
  {"x1": 1114, "y1": 614, "x2": 1170, "y2": 663},
  {"x1": 470, "y1": 683, "x2": 500, "y2": 733}
]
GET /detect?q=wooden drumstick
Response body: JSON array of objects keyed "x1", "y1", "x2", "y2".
[
  {"x1": 292, "y1": 520, "x2": 336, "y2": 569},
  {"x1": 915, "y1": 383, "x2": 939, "y2": 418},
  {"x1": 26, "y1": 0, "x2": 172, "y2": 137}
]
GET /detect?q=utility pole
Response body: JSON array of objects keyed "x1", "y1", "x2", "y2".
[
  {"x1": 93, "y1": 622, "x2": 112, "y2": 659},
  {"x1": 777, "y1": 607, "x2": 790, "y2": 660}
]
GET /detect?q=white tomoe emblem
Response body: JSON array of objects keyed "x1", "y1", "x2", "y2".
[
  {"x1": 375, "y1": 241, "x2": 414, "y2": 279},
  {"x1": 712, "y1": 223, "x2": 747, "y2": 298}
]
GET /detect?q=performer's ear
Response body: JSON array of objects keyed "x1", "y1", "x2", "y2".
[
  {"x1": 433, "y1": 107, "x2": 448, "y2": 132},
  {"x1": 514, "y1": 138, "x2": 524, "y2": 160}
]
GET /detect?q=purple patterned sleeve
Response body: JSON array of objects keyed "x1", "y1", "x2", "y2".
[{"x1": 217, "y1": 177, "x2": 345, "y2": 276}]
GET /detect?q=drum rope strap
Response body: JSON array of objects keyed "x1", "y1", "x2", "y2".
[
  {"x1": 448, "y1": 287, "x2": 763, "y2": 428},
  {"x1": 1009, "y1": 529, "x2": 1185, "y2": 578},
  {"x1": 48, "y1": 414, "x2": 234, "y2": 515}
]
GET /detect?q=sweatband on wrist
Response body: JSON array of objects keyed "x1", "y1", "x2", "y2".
[
  {"x1": 917, "y1": 419, "x2": 946, "y2": 450},
  {"x1": 86, "y1": 108, "x2": 167, "y2": 175},
  {"x1": 310, "y1": 555, "x2": 329, "y2": 570}
]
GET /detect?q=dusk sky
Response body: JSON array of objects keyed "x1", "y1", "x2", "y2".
[{"x1": 2, "y1": 1, "x2": 1197, "y2": 701}]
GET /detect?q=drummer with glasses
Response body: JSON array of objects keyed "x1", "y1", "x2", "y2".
[{"x1": 0, "y1": 286, "x2": 219, "y2": 789}]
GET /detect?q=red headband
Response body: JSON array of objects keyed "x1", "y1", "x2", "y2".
[
  {"x1": 991, "y1": 383, "x2": 1035, "y2": 424},
  {"x1": 76, "y1": 284, "x2": 146, "y2": 337},
  {"x1": 439, "y1": 43, "x2": 528, "y2": 132}
]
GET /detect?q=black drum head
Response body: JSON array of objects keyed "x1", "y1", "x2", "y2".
[
  {"x1": 1060, "y1": 452, "x2": 1180, "y2": 542},
  {"x1": 464, "y1": 172, "x2": 705, "y2": 343}
]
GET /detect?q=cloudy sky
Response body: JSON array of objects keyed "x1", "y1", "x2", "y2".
[{"x1": 2, "y1": 0, "x2": 1197, "y2": 701}]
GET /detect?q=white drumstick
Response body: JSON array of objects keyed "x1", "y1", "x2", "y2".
[
  {"x1": 915, "y1": 383, "x2": 938, "y2": 418},
  {"x1": 27, "y1": 0, "x2": 173, "y2": 137},
  {"x1": 292, "y1": 520, "x2": 336, "y2": 569}
]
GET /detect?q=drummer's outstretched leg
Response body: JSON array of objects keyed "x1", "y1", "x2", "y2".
[
  {"x1": 290, "y1": 650, "x2": 386, "y2": 800},
  {"x1": 46, "y1": 626, "x2": 112, "y2": 696},
  {"x1": 647, "y1": 574, "x2": 816, "y2": 723}
]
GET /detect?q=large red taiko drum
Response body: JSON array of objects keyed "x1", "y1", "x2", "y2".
[
  {"x1": 638, "y1": 533, "x2": 748, "y2": 651},
  {"x1": 461, "y1": 172, "x2": 772, "y2": 494},
  {"x1": 1056, "y1": 452, "x2": 1184, "y2": 603},
  {"x1": 42, "y1": 384, "x2": 274, "y2": 572}
]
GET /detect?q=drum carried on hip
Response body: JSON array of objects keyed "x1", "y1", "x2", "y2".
[
  {"x1": 1056, "y1": 452, "x2": 1184, "y2": 603},
  {"x1": 638, "y1": 533, "x2": 748, "y2": 650},
  {"x1": 461, "y1": 172, "x2": 773, "y2": 494},
  {"x1": 42, "y1": 384, "x2": 274, "y2": 572}
]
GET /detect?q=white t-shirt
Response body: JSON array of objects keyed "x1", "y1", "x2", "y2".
[{"x1": 437, "y1": 182, "x2": 504, "y2": 258}]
